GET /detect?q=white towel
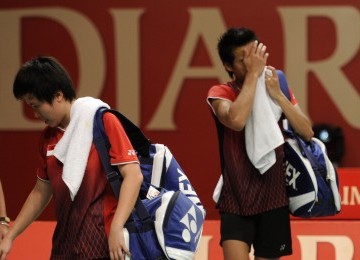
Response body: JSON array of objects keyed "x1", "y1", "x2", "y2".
[
  {"x1": 53, "y1": 97, "x2": 110, "y2": 200},
  {"x1": 245, "y1": 69, "x2": 284, "y2": 174}
]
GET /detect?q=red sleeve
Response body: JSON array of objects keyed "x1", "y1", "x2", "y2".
[
  {"x1": 207, "y1": 84, "x2": 237, "y2": 114},
  {"x1": 103, "y1": 112, "x2": 139, "y2": 165},
  {"x1": 36, "y1": 134, "x2": 49, "y2": 181},
  {"x1": 36, "y1": 127, "x2": 58, "y2": 181},
  {"x1": 207, "y1": 84, "x2": 236, "y2": 102}
]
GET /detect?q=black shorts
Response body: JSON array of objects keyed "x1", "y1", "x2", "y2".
[{"x1": 220, "y1": 206, "x2": 292, "y2": 258}]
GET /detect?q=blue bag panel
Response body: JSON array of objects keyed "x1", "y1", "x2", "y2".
[
  {"x1": 165, "y1": 156, "x2": 203, "y2": 209},
  {"x1": 284, "y1": 140, "x2": 317, "y2": 216},
  {"x1": 285, "y1": 136, "x2": 340, "y2": 218},
  {"x1": 284, "y1": 141, "x2": 316, "y2": 197},
  {"x1": 125, "y1": 194, "x2": 166, "y2": 260},
  {"x1": 300, "y1": 139, "x2": 338, "y2": 217},
  {"x1": 312, "y1": 138, "x2": 341, "y2": 213},
  {"x1": 127, "y1": 227, "x2": 166, "y2": 260},
  {"x1": 138, "y1": 157, "x2": 155, "y2": 198},
  {"x1": 165, "y1": 192, "x2": 204, "y2": 252},
  {"x1": 297, "y1": 137, "x2": 327, "y2": 178},
  {"x1": 308, "y1": 174, "x2": 338, "y2": 217},
  {"x1": 155, "y1": 191, "x2": 204, "y2": 260},
  {"x1": 298, "y1": 140, "x2": 338, "y2": 217},
  {"x1": 141, "y1": 189, "x2": 166, "y2": 216},
  {"x1": 142, "y1": 144, "x2": 205, "y2": 213}
]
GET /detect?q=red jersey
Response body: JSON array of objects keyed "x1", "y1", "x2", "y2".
[
  {"x1": 207, "y1": 82, "x2": 297, "y2": 216},
  {"x1": 37, "y1": 112, "x2": 139, "y2": 259}
]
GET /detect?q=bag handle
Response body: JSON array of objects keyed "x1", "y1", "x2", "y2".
[
  {"x1": 278, "y1": 73, "x2": 325, "y2": 176},
  {"x1": 277, "y1": 70, "x2": 291, "y2": 101},
  {"x1": 284, "y1": 129, "x2": 324, "y2": 175}
]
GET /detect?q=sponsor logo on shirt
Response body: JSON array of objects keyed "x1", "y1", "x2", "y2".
[
  {"x1": 46, "y1": 144, "x2": 56, "y2": 156},
  {"x1": 127, "y1": 149, "x2": 136, "y2": 156},
  {"x1": 280, "y1": 244, "x2": 286, "y2": 251}
]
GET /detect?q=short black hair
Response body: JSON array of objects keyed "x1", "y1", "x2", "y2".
[
  {"x1": 13, "y1": 56, "x2": 76, "y2": 103},
  {"x1": 217, "y1": 27, "x2": 258, "y2": 78}
]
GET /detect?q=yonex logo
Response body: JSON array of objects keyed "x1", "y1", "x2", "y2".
[
  {"x1": 280, "y1": 244, "x2": 286, "y2": 251},
  {"x1": 177, "y1": 168, "x2": 201, "y2": 206},
  {"x1": 180, "y1": 205, "x2": 199, "y2": 243},
  {"x1": 127, "y1": 150, "x2": 136, "y2": 156},
  {"x1": 285, "y1": 161, "x2": 300, "y2": 191}
]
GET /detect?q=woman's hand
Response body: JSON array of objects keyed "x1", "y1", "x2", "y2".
[
  {"x1": 0, "y1": 234, "x2": 14, "y2": 260},
  {"x1": 108, "y1": 226, "x2": 131, "y2": 260},
  {"x1": 0, "y1": 225, "x2": 8, "y2": 241}
]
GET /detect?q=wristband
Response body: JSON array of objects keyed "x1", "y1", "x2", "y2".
[
  {"x1": 0, "y1": 216, "x2": 10, "y2": 224},
  {"x1": 0, "y1": 221, "x2": 9, "y2": 227}
]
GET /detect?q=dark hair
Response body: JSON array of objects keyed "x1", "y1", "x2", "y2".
[
  {"x1": 13, "y1": 56, "x2": 76, "y2": 103},
  {"x1": 217, "y1": 27, "x2": 258, "y2": 78}
]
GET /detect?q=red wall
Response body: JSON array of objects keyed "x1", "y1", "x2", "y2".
[{"x1": 0, "y1": 1, "x2": 360, "y2": 221}]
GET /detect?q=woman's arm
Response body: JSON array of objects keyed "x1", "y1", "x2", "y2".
[
  {"x1": 0, "y1": 178, "x2": 52, "y2": 260},
  {"x1": 107, "y1": 163, "x2": 143, "y2": 260},
  {"x1": 0, "y1": 180, "x2": 6, "y2": 218},
  {"x1": 0, "y1": 180, "x2": 8, "y2": 241}
]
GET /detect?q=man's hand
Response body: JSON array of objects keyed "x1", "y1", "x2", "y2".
[
  {"x1": 244, "y1": 40, "x2": 269, "y2": 77},
  {"x1": 265, "y1": 66, "x2": 284, "y2": 101}
]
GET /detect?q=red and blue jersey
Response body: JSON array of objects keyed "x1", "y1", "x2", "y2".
[
  {"x1": 37, "y1": 112, "x2": 138, "y2": 259},
  {"x1": 207, "y1": 82, "x2": 293, "y2": 215}
]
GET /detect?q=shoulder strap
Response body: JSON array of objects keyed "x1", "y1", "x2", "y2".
[
  {"x1": 93, "y1": 107, "x2": 122, "y2": 198},
  {"x1": 286, "y1": 129, "x2": 323, "y2": 173},
  {"x1": 294, "y1": 135, "x2": 325, "y2": 175},
  {"x1": 277, "y1": 73, "x2": 325, "y2": 174},
  {"x1": 277, "y1": 70, "x2": 293, "y2": 133},
  {"x1": 95, "y1": 107, "x2": 151, "y2": 156},
  {"x1": 277, "y1": 70, "x2": 291, "y2": 101},
  {"x1": 93, "y1": 107, "x2": 152, "y2": 222}
]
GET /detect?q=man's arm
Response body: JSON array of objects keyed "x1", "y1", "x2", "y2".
[
  {"x1": 265, "y1": 66, "x2": 314, "y2": 141},
  {"x1": 211, "y1": 41, "x2": 268, "y2": 131},
  {"x1": 0, "y1": 178, "x2": 52, "y2": 260}
]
